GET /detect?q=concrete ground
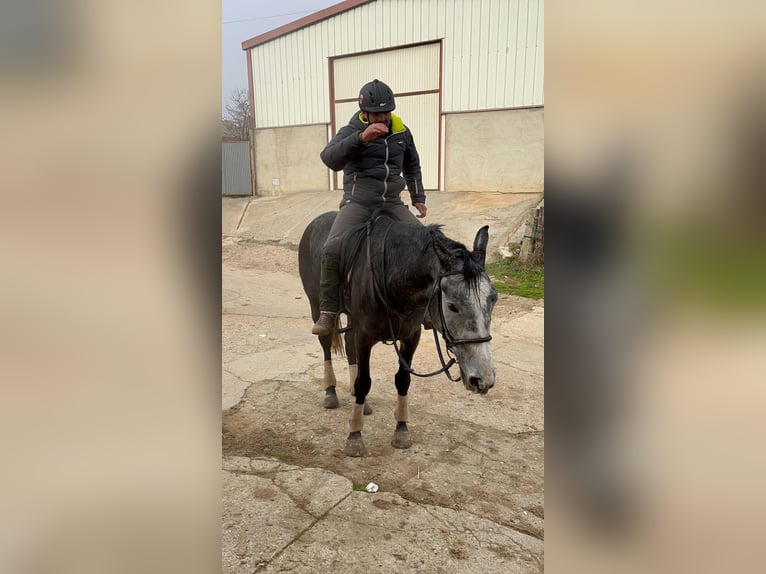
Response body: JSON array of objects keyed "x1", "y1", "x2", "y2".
[
  {"x1": 222, "y1": 190, "x2": 544, "y2": 573},
  {"x1": 222, "y1": 189, "x2": 541, "y2": 257}
]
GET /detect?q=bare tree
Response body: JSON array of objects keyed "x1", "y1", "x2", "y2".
[{"x1": 223, "y1": 88, "x2": 251, "y2": 141}]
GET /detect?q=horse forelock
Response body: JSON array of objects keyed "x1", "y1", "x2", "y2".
[
  {"x1": 432, "y1": 233, "x2": 484, "y2": 296},
  {"x1": 459, "y1": 249, "x2": 485, "y2": 296}
]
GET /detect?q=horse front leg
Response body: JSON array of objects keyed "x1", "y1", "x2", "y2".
[
  {"x1": 345, "y1": 341, "x2": 372, "y2": 457},
  {"x1": 319, "y1": 333, "x2": 339, "y2": 409},
  {"x1": 391, "y1": 330, "x2": 421, "y2": 449},
  {"x1": 345, "y1": 329, "x2": 372, "y2": 415}
]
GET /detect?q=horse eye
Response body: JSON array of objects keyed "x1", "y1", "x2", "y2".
[{"x1": 447, "y1": 303, "x2": 459, "y2": 313}]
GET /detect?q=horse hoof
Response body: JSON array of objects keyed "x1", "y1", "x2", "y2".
[
  {"x1": 323, "y1": 394, "x2": 339, "y2": 409},
  {"x1": 363, "y1": 402, "x2": 373, "y2": 415},
  {"x1": 391, "y1": 431, "x2": 412, "y2": 449},
  {"x1": 345, "y1": 437, "x2": 367, "y2": 457}
]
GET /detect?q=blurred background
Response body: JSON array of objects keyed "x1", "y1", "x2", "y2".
[
  {"x1": 0, "y1": 1, "x2": 221, "y2": 573},
  {"x1": 547, "y1": 2, "x2": 766, "y2": 573},
  {"x1": 1, "y1": 1, "x2": 765, "y2": 572}
]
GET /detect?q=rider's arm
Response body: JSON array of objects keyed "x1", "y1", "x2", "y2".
[
  {"x1": 320, "y1": 125, "x2": 362, "y2": 171},
  {"x1": 403, "y1": 129, "x2": 426, "y2": 205}
]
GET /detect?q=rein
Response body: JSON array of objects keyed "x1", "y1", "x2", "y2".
[{"x1": 365, "y1": 218, "x2": 491, "y2": 381}]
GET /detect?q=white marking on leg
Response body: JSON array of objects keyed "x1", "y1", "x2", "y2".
[
  {"x1": 394, "y1": 395, "x2": 409, "y2": 422},
  {"x1": 323, "y1": 360, "x2": 337, "y2": 390},
  {"x1": 349, "y1": 403, "x2": 365, "y2": 433}
]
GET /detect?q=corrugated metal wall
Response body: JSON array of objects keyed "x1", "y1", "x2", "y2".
[
  {"x1": 222, "y1": 142, "x2": 251, "y2": 196},
  {"x1": 249, "y1": 0, "x2": 543, "y2": 128}
]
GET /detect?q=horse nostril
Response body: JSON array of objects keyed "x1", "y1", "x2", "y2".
[{"x1": 469, "y1": 376, "x2": 482, "y2": 389}]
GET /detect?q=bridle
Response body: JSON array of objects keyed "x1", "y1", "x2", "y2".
[
  {"x1": 366, "y1": 219, "x2": 492, "y2": 381},
  {"x1": 435, "y1": 272, "x2": 494, "y2": 346}
]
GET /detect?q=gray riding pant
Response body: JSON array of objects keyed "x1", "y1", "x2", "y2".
[{"x1": 322, "y1": 199, "x2": 421, "y2": 260}]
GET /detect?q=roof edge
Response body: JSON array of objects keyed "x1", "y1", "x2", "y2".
[{"x1": 241, "y1": 0, "x2": 375, "y2": 51}]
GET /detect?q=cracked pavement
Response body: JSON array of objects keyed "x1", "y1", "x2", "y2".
[{"x1": 222, "y1": 191, "x2": 544, "y2": 572}]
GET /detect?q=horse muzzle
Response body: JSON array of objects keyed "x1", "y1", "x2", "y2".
[
  {"x1": 461, "y1": 366, "x2": 496, "y2": 394},
  {"x1": 453, "y1": 342, "x2": 496, "y2": 394}
]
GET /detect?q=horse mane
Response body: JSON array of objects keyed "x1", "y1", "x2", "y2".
[
  {"x1": 429, "y1": 228, "x2": 484, "y2": 295},
  {"x1": 337, "y1": 217, "x2": 484, "y2": 298}
]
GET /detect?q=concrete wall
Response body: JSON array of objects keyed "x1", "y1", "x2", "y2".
[
  {"x1": 444, "y1": 108, "x2": 544, "y2": 193},
  {"x1": 253, "y1": 124, "x2": 328, "y2": 195}
]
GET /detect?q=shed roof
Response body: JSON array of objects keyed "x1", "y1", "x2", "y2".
[{"x1": 241, "y1": 0, "x2": 375, "y2": 51}]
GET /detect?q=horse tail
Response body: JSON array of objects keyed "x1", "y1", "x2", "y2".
[{"x1": 331, "y1": 320, "x2": 345, "y2": 358}]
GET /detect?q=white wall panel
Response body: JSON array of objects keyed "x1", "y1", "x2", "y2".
[
  {"x1": 333, "y1": 43, "x2": 439, "y2": 99},
  {"x1": 332, "y1": 45, "x2": 439, "y2": 190},
  {"x1": 533, "y1": 0, "x2": 544, "y2": 104},
  {"x1": 334, "y1": 102, "x2": 361, "y2": 130},
  {"x1": 248, "y1": 0, "x2": 544, "y2": 127},
  {"x1": 394, "y1": 92, "x2": 439, "y2": 190},
  {"x1": 514, "y1": 0, "x2": 530, "y2": 104}
]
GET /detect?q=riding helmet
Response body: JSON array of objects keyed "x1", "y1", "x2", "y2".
[{"x1": 358, "y1": 79, "x2": 396, "y2": 112}]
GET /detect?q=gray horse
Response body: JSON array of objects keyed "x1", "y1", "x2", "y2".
[{"x1": 299, "y1": 211, "x2": 497, "y2": 456}]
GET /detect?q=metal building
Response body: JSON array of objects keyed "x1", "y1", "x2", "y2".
[{"x1": 242, "y1": 0, "x2": 543, "y2": 195}]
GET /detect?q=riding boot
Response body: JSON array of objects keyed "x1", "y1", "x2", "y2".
[{"x1": 312, "y1": 255, "x2": 341, "y2": 336}]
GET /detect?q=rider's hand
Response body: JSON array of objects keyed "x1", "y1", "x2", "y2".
[
  {"x1": 360, "y1": 123, "x2": 388, "y2": 143},
  {"x1": 413, "y1": 203, "x2": 427, "y2": 218}
]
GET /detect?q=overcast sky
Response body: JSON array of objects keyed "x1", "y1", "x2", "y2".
[{"x1": 222, "y1": 0, "x2": 339, "y2": 116}]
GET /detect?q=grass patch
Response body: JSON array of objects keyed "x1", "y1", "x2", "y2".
[
  {"x1": 276, "y1": 454, "x2": 289, "y2": 463},
  {"x1": 486, "y1": 245, "x2": 544, "y2": 299},
  {"x1": 352, "y1": 483, "x2": 368, "y2": 492},
  {"x1": 643, "y1": 227, "x2": 766, "y2": 314}
]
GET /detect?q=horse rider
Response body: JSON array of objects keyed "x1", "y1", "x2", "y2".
[{"x1": 312, "y1": 79, "x2": 428, "y2": 336}]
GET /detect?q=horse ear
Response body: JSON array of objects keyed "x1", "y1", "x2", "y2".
[
  {"x1": 432, "y1": 238, "x2": 454, "y2": 270},
  {"x1": 472, "y1": 225, "x2": 489, "y2": 266}
]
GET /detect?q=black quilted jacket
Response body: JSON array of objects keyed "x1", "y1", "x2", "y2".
[{"x1": 320, "y1": 112, "x2": 426, "y2": 207}]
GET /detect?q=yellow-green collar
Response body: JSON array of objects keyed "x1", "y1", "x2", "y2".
[{"x1": 358, "y1": 112, "x2": 405, "y2": 134}]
